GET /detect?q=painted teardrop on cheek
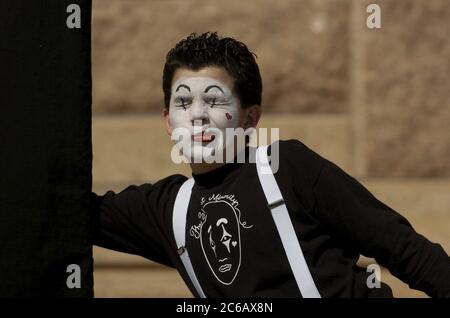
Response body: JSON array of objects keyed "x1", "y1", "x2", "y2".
[{"x1": 225, "y1": 112, "x2": 232, "y2": 121}]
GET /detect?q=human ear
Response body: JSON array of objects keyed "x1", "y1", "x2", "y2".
[
  {"x1": 242, "y1": 105, "x2": 261, "y2": 129},
  {"x1": 162, "y1": 108, "x2": 173, "y2": 136}
]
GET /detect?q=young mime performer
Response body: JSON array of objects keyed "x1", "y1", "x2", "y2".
[{"x1": 92, "y1": 32, "x2": 450, "y2": 298}]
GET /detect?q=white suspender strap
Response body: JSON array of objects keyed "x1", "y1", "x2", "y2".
[
  {"x1": 255, "y1": 145, "x2": 321, "y2": 298},
  {"x1": 172, "y1": 178, "x2": 206, "y2": 298}
]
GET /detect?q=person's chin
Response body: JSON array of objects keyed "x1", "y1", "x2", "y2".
[{"x1": 186, "y1": 144, "x2": 219, "y2": 164}]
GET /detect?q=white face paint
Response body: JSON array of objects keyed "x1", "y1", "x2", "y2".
[{"x1": 169, "y1": 76, "x2": 241, "y2": 163}]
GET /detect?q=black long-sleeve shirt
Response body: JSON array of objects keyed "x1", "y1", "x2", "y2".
[{"x1": 91, "y1": 139, "x2": 450, "y2": 297}]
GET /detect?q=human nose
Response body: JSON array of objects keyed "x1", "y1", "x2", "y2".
[{"x1": 189, "y1": 100, "x2": 208, "y2": 122}]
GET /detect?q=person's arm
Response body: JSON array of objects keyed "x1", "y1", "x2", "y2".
[
  {"x1": 90, "y1": 175, "x2": 186, "y2": 267},
  {"x1": 312, "y1": 160, "x2": 450, "y2": 297}
]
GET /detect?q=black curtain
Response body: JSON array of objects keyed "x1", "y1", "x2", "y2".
[{"x1": 0, "y1": 0, "x2": 93, "y2": 297}]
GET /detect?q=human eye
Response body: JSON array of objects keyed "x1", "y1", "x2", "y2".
[
  {"x1": 174, "y1": 96, "x2": 192, "y2": 110},
  {"x1": 205, "y1": 96, "x2": 230, "y2": 108}
]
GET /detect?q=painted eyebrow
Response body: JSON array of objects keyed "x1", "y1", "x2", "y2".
[
  {"x1": 204, "y1": 85, "x2": 224, "y2": 94},
  {"x1": 175, "y1": 84, "x2": 191, "y2": 92}
]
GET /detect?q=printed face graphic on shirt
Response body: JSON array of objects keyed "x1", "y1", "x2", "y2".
[
  {"x1": 201, "y1": 201, "x2": 240, "y2": 284},
  {"x1": 169, "y1": 76, "x2": 241, "y2": 163},
  {"x1": 190, "y1": 194, "x2": 253, "y2": 286}
]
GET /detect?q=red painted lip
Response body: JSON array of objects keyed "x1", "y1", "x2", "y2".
[{"x1": 192, "y1": 133, "x2": 215, "y2": 142}]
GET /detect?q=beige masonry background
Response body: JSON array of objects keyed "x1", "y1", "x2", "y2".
[{"x1": 91, "y1": 0, "x2": 450, "y2": 297}]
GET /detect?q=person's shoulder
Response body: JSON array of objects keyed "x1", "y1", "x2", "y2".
[
  {"x1": 117, "y1": 174, "x2": 188, "y2": 216},
  {"x1": 101, "y1": 174, "x2": 186, "y2": 199},
  {"x1": 276, "y1": 139, "x2": 327, "y2": 167},
  {"x1": 276, "y1": 139, "x2": 361, "y2": 189},
  {"x1": 152, "y1": 173, "x2": 189, "y2": 187},
  {"x1": 139, "y1": 174, "x2": 188, "y2": 196},
  {"x1": 277, "y1": 139, "x2": 320, "y2": 157},
  {"x1": 270, "y1": 139, "x2": 327, "y2": 186}
]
